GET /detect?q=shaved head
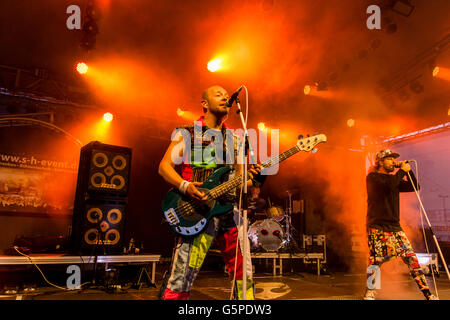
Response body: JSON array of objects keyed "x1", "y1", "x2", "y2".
[
  {"x1": 202, "y1": 85, "x2": 226, "y2": 102},
  {"x1": 201, "y1": 85, "x2": 228, "y2": 113}
]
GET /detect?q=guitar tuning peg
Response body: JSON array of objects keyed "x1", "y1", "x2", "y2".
[
  {"x1": 307, "y1": 134, "x2": 310, "y2": 137},
  {"x1": 298, "y1": 134, "x2": 303, "y2": 139},
  {"x1": 312, "y1": 148, "x2": 318, "y2": 153}
]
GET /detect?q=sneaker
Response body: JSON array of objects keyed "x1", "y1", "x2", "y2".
[
  {"x1": 426, "y1": 294, "x2": 439, "y2": 300},
  {"x1": 363, "y1": 289, "x2": 376, "y2": 300}
]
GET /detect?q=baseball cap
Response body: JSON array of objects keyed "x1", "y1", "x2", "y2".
[{"x1": 376, "y1": 149, "x2": 400, "y2": 162}]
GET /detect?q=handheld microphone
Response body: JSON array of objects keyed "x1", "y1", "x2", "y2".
[
  {"x1": 226, "y1": 86, "x2": 244, "y2": 107},
  {"x1": 394, "y1": 160, "x2": 413, "y2": 168}
]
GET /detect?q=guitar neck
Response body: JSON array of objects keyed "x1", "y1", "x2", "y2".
[{"x1": 208, "y1": 145, "x2": 301, "y2": 199}]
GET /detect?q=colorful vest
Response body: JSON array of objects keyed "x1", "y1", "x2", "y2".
[{"x1": 177, "y1": 116, "x2": 237, "y2": 183}]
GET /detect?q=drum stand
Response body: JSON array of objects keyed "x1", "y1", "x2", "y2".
[
  {"x1": 283, "y1": 191, "x2": 300, "y2": 272},
  {"x1": 284, "y1": 191, "x2": 300, "y2": 249}
]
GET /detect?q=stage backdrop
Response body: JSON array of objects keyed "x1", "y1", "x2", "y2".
[
  {"x1": 391, "y1": 129, "x2": 450, "y2": 243},
  {"x1": 0, "y1": 125, "x2": 79, "y2": 251}
]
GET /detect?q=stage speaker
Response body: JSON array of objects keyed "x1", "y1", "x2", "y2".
[
  {"x1": 76, "y1": 141, "x2": 132, "y2": 198},
  {"x1": 303, "y1": 198, "x2": 323, "y2": 234},
  {"x1": 71, "y1": 199, "x2": 126, "y2": 254},
  {"x1": 71, "y1": 141, "x2": 132, "y2": 254}
]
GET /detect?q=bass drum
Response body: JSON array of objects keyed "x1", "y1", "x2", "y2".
[{"x1": 248, "y1": 219, "x2": 285, "y2": 252}]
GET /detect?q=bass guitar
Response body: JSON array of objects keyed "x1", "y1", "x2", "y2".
[{"x1": 162, "y1": 133, "x2": 327, "y2": 236}]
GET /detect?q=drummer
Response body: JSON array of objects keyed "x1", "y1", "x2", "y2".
[{"x1": 248, "y1": 186, "x2": 266, "y2": 222}]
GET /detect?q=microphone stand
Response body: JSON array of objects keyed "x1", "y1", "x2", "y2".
[
  {"x1": 235, "y1": 94, "x2": 254, "y2": 300},
  {"x1": 406, "y1": 168, "x2": 450, "y2": 281}
]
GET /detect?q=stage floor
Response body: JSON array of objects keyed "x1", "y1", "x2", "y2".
[{"x1": 1, "y1": 263, "x2": 449, "y2": 300}]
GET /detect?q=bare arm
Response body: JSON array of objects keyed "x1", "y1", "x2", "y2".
[{"x1": 158, "y1": 135, "x2": 185, "y2": 189}]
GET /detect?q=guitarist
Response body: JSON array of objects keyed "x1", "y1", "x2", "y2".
[{"x1": 158, "y1": 85, "x2": 264, "y2": 300}]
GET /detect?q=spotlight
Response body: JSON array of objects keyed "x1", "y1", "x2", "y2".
[
  {"x1": 257, "y1": 122, "x2": 266, "y2": 131},
  {"x1": 432, "y1": 66, "x2": 440, "y2": 77},
  {"x1": 347, "y1": 119, "x2": 355, "y2": 128},
  {"x1": 391, "y1": 0, "x2": 414, "y2": 17},
  {"x1": 103, "y1": 112, "x2": 113, "y2": 122},
  {"x1": 76, "y1": 62, "x2": 88, "y2": 74},
  {"x1": 80, "y1": 1, "x2": 101, "y2": 51},
  {"x1": 207, "y1": 58, "x2": 223, "y2": 72},
  {"x1": 177, "y1": 108, "x2": 185, "y2": 117},
  {"x1": 303, "y1": 85, "x2": 311, "y2": 95}
]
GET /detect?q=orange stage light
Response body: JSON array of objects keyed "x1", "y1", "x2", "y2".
[
  {"x1": 303, "y1": 84, "x2": 334, "y2": 99},
  {"x1": 103, "y1": 112, "x2": 113, "y2": 122},
  {"x1": 432, "y1": 66, "x2": 450, "y2": 81},
  {"x1": 177, "y1": 108, "x2": 185, "y2": 117},
  {"x1": 76, "y1": 62, "x2": 88, "y2": 74},
  {"x1": 303, "y1": 85, "x2": 311, "y2": 95},
  {"x1": 258, "y1": 122, "x2": 266, "y2": 131},
  {"x1": 176, "y1": 108, "x2": 198, "y2": 121},
  {"x1": 207, "y1": 58, "x2": 224, "y2": 72},
  {"x1": 432, "y1": 66, "x2": 439, "y2": 77}
]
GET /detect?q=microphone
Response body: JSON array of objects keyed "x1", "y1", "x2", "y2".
[
  {"x1": 394, "y1": 160, "x2": 413, "y2": 168},
  {"x1": 226, "y1": 86, "x2": 244, "y2": 107}
]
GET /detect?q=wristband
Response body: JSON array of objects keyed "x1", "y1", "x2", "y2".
[{"x1": 179, "y1": 180, "x2": 191, "y2": 194}]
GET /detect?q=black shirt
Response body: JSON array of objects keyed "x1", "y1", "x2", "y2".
[{"x1": 366, "y1": 169, "x2": 419, "y2": 232}]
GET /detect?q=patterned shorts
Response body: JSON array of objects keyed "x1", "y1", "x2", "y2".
[
  {"x1": 367, "y1": 227, "x2": 428, "y2": 291},
  {"x1": 368, "y1": 228, "x2": 418, "y2": 265}
]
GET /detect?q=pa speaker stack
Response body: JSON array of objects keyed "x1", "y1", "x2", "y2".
[{"x1": 71, "y1": 141, "x2": 132, "y2": 255}]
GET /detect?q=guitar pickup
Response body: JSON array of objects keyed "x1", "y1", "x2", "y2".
[{"x1": 164, "y1": 208, "x2": 180, "y2": 226}]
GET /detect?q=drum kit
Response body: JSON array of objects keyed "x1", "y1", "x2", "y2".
[{"x1": 247, "y1": 192, "x2": 299, "y2": 253}]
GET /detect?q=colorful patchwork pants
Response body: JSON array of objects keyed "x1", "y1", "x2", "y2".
[
  {"x1": 160, "y1": 209, "x2": 254, "y2": 300},
  {"x1": 367, "y1": 228, "x2": 429, "y2": 292}
]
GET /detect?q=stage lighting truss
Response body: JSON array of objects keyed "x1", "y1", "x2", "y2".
[
  {"x1": 80, "y1": 1, "x2": 101, "y2": 51},
  {"x1": 382, "y1": 122, "x2": 450, "y2": 145}
]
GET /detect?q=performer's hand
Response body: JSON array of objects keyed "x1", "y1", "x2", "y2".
[
  {"x1": 248, "y1": 164, "x2": 262, "y2": 180},
  {"x1": 400, "y1": 161, "x2": 411, "y2": 172},
  {"x1": 186, "y1": 182, "x2": 208, "y2": 201}
]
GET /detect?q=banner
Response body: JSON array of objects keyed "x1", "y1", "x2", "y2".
[{"x1": 0, "y1": 151, "x2": 78, "y2": 216}]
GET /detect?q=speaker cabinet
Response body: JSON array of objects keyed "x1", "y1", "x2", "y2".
[
  {"x1": 71, "y1": 199, "x2": 126, "y2": 254},
  {"x1": 77, "y1": 141, "x2": 132, "y2": 197},
  {"x1": 71, "y1": 141, "x2": 132, "y2": 254}
]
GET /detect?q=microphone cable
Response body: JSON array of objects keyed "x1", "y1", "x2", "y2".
[{"x1": 13, "y1": 246, "x2": 90, "y2": 292}]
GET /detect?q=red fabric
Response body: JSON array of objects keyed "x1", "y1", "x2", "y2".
[
  {"x1": 196, "y1": 115, "x2": 229, "y2": 129},
  {"x1": 215, "y1": 227, "x2": 243, "y2": 280},
  {"x1": 161, "y1": 288, "x2": 189, "y2": 300}
]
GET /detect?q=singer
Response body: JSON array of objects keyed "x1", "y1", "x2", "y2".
[
  {"x1": 157, "y1": 85, "x2": 263, "y2": 300},
  {"x1": 363, "y1": 149, "x2": 438, "y2": 300}
]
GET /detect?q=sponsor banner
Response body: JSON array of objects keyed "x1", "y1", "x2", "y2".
[{"x1": 0, "y1": 152, "x2": 77, "y2": 215}]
